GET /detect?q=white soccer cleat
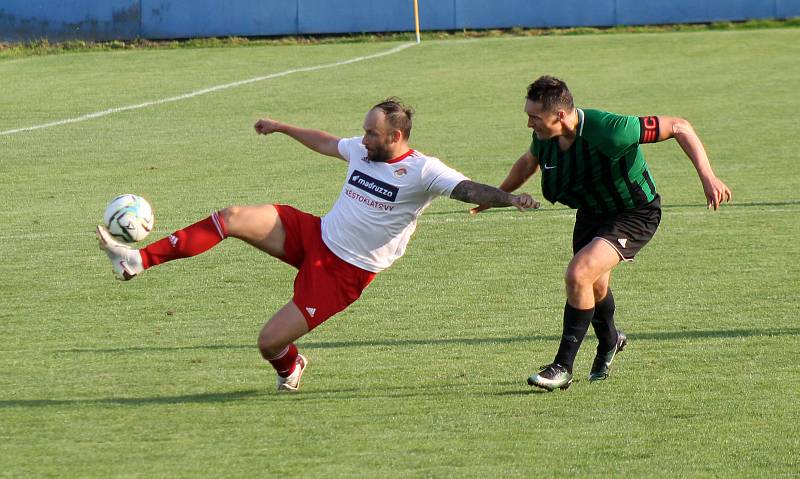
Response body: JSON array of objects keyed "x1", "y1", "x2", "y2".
[
  {"x1": 277, "y1": 354, "x2": 308, "y2": 392},
  {"x1": 96, "y1": 225, "x2": 144, "y2": 281}
]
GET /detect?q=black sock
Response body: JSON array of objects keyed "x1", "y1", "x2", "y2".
[
  {"x1": 553, "y1": 302, "x2": 594, "y2": 373},
  {"x1": 591, "y1": 289, "x2": 618, "y2": 353}
]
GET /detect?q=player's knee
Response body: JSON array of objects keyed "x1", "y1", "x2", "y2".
[
  {"x1": 219, "y1": 206, "x2": 244, "y2": 234},
  {"x1": 219, "y1": 206, "x2": 240, "y2": 224},
  {"x1": 257, "y1": 332, "x2": 284, "y2": 359},
  {"x1": 565, "y1": 265, "x2": 590, "y2": 288}
]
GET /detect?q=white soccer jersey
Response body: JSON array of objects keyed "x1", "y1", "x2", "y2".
[{"x1": 321, "y1": 136, "x2": 469, "y2": 273}]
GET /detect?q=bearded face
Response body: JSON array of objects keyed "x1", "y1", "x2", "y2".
[
  {"x1": 365, "y1": 135, "x2": 393, "y2": 162},
  {"x1": 362, "y1": 108, "x2": 400, "y2": 163}
]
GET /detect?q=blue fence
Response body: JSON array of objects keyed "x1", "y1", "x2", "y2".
[{"x1": 2, "y1": 0, "x2": 799, "y2": 42}]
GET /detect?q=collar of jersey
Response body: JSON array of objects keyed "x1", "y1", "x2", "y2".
[
  {"x1": 576, "y1": 109, "x2": 585, "y2": 137},
  {"x1": 386, "y1": 149, "x2": 414, "y2": 164}
]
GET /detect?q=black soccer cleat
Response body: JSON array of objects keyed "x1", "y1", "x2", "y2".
[
  {"x1": 528, "y1": 363, "x2": 573, "y2": 391},
  {"x1": 589, "y1": 330, "x2": 627, "y2": 382}
]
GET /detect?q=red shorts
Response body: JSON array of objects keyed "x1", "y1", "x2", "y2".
[{"x1": 274, "y1": 204, "x2": 376, "y2": 330}]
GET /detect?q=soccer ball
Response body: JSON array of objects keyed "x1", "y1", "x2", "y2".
[{"x1": 103, "y1": 194, "x2": 154, "y2": 242}]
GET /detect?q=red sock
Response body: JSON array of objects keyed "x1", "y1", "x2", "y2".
[
  {"x1": 140, "y1": 211, "x2": 228, "y2": 269},
  {"x1": 266, "y1": 343, "x2": 299, "y2": 377}
]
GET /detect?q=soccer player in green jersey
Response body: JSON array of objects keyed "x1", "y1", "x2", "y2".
[{"x1": 471, "y1": 76, "x2": 732, "y2": 391}]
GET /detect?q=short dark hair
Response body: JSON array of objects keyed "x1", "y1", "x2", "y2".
[
  {"x1": 526, "y1": 76, "x2": 574, "y2": 113},
  {"x1": 372, "y1": 97, "x2": 414, "y2": 140}
]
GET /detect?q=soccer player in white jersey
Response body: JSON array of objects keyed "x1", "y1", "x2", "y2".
[{"x1": 97, "y1": 98, "x2": 538, "y2": 391}]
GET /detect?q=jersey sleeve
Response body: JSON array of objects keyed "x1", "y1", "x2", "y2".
[
  {"x1": 421, "y1": 158, "x2": 470, "y2": 197},
  {"x1": 597, "y1": 113, "x2": 642, "y2": 157},
  {"x1": 337, "y1": 136, "x2": 364, "y2": 163}
]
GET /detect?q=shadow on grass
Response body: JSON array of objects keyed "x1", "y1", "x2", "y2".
[
  {"x1": 423, "y1": 200, "x2": 800, "y2": 217},
  {"x1": 57, "y1": 326, "x2": 800, "y2": 355},
  {"x1": 0, "y1": 389, "x2": 259, "y2": 409},
  {"x1": 494, "y1": 389, "x2": 552, "y2": 396},
  {"x1": 270, "y1": 380, "x2": 547, "y2": 401},
  {"x1": 658, "y1": 200, "x2": 800, "y2": 209},
  {"x1": 1, "y1": 381, "x2": 571, "y2": 408}
]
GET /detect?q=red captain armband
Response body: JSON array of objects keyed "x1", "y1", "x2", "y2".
[{"x1": 638, "y1": 116, "x2": 660, "y2": 143}]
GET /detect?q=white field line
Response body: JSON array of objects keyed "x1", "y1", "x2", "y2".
[{"x1": 0, "y1": 42, "x2": 415, "y2": 137}]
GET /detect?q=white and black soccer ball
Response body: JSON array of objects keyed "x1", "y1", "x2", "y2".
[{"x1": 103, "y1": 194, "x2": 154, "y2": 242}]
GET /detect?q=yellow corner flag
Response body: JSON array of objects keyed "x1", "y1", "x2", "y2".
[{"x1": 413, "y1": 0, "x2": 421, "y2": 43}]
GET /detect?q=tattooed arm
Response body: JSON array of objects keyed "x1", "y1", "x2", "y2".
[
  {"x1": 450, "y1": 180, "x2": 539, "y2": 211},
  {"x1": 451, "y1": 180, "x2": 514, "y2": 206}
]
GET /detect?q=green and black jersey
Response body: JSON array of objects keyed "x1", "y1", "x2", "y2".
[{"x1": 530, "y1": 108, "x2": 660, "y2": 214}]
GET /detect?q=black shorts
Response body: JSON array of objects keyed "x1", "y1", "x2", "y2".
[{"x1": 572, "y1": 195, "x2": 661, "y2": 261}]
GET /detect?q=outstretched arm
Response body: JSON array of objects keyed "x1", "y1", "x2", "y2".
[
  {"x1": 470, "y1": 149, "x2": 539, "y2": 214},
  {"x1": 254, "y1": 118, "x2": 344, "y2": 160},
  {"x1": 451, "y1": 180, "x2": 539, "y2": 211},
  {"x1": 653, "y1": 116, "x2": 732, "y2": 210}
]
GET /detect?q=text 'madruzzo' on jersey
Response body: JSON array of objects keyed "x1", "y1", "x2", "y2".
[{"x1": 348, "y1": 170, "x2": 399, "y2": 202}]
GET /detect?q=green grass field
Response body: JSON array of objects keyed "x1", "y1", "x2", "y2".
[{"x1": 1, "y1": 28, "x2": 799, "y2": 478}]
